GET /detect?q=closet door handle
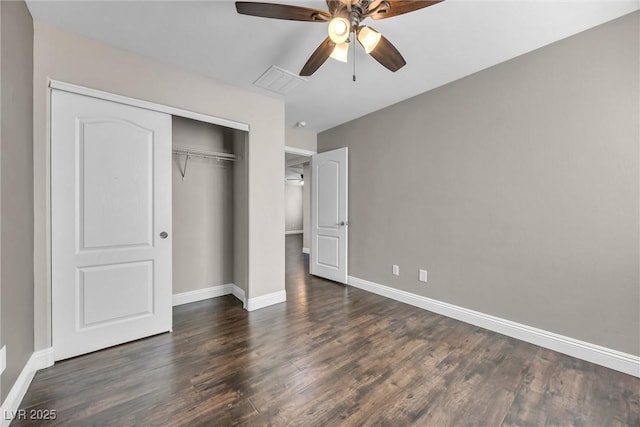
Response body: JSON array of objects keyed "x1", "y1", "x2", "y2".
[{"x1": 160, "y1": 231, "x2": 168, "y2": 239}]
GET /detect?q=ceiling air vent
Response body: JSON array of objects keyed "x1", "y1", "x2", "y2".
[{"x1": 253, "y1": 65, "x2": 306, "y2": 96}]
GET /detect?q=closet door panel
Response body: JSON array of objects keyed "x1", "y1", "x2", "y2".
[{"x1": 52, "y1": 89, "x2": 172, "y2": 361}]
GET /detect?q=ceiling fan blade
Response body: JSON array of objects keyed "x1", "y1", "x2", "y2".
[
  {"x1": 370, "y1": 0, "x2": 442, "y2": 20},
  {"x1": 368, "y1": 35, "x2": 406, "y2": 72},
  {"x1": 300, "y1": 37, "x2": 335, "y2": 76},
  {"x1": 235, "y1": 2, "x2": 331, "y2": 22}
]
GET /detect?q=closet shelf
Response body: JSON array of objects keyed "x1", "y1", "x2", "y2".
[{"x1": 172, "y1": 146, "x2": 237, "y2": 181}]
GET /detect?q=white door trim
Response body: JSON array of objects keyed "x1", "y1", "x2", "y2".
[
  {"x1": 49, "y1": 80, "x2": 249, "y2": 132},
  {"x1": 284, "y1": 145, "x2": 316, "y2": 156}
]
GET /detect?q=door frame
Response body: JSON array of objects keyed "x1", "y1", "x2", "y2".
[
  {"x1": 284, "y1": 146, "x2": 316, "y2": 254},
  {"x1": 284, "y1": 145, "x2": 316, "y2": 157},
  {"x1": 47, "y1": 80, "x2": 250, "y2": 358},
  {"x1": 50, "y1": 81, "x2": 249, "y2": 131}
]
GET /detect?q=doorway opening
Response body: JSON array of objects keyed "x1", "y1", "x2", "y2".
[{"x1": 284, "y1": 147, "x2": 314, "y2": 255}]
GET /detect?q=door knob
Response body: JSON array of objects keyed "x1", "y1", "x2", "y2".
[{"x1": 160, "y1": 231, "x2": 168, "y2": 239}]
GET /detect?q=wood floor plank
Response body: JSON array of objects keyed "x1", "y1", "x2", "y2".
[{"x1": 12, "y1": 235, "x2": 640, "y2": 426}]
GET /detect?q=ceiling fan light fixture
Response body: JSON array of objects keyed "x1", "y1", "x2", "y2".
[
  {"x1": 328, "y1": 16, "x2": 350, "y2": 44},
  {"x1": 236, "y1": 0, "x2": 436, "y2": 76},
  {"x1": 330, "y1": 42, "x2": 350, "y2": 62},
  {"x1": 357, "y1": 26, "x2": 382, "y2": 54}
]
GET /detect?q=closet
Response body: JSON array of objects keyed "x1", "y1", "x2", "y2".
[
  {"x1": 51, "y1": 87, "x2": 248, "y2": 361},
  {"x1": 171, "y1": 117, "x2": 246, "y2": 299}
]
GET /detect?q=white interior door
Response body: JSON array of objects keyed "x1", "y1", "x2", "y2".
[
  {"x1": 311, "y1": 147, "x2": 348, "y2": 283},
  {"x1": 52, "y1": 90, "x2": 172, "y2": 361}
]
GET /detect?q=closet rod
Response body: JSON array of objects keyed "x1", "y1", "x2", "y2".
[
  {"x1": 172, "y1": 146, "x2": 237, "y2": 162},
  {"x1": 172, "y1": 146, "x2": 237, "y2": 181}
]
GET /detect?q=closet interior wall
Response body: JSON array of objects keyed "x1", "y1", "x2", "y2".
[{"x1": 172, "y1": 116, "x2": 245, "y2": 295}]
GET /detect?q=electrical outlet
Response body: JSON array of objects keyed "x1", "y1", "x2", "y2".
[
  {"x1": 1, "y1": 345, "x2": 6, "y2": 375},
  {"x1": 419, "y1": 269, "x2": 428, "y2": 283},
  {"x1": 392, "y1": 265, "x2": 400, "y2": 276}
]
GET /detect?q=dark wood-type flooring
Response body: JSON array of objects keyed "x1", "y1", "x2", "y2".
[{"x1": 15, "y1": 235, "x2": 640, "y2": 426}]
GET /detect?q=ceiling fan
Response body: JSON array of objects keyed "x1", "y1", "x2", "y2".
[{"x1": 235, "y1": 0, "x2": 443, "y2": 76}]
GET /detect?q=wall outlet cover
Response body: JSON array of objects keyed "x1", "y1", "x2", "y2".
[
  {"x1": 419, "y1": 269, "x2": 428, "y2": 282},
  {"x1": 392, "y1": 265, "x2": 400, "y2": 276}
]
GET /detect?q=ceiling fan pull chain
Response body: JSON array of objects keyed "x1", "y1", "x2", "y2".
[{"x1": 353, "y1": 38, "x2": 357, "y2": 82}]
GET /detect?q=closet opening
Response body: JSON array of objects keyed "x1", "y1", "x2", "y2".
[{"x1": 171, "y1": 116, "x2": 248, "y2": 308}]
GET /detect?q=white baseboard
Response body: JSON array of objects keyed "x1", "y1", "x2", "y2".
[
  {"x1": 347, "y1": 276, "x2": 640, "y2": 378},
  {"x1": 1, "y1": 348, "x2": 54, "y2": 427},
  {"x1": 172, "y1": 283, "x2": 245, "y2": 307},
  {"x1": 246, "y1": 290, "x2": 287, "y2": 311},
  {"x1": 302, "y1": 247, "x2": 310, "y2": 254},
  {"x1": 172, "y1": 284, "x2": 234, "y2": 306},
  {"x1": 285, "y1": 230, "x2": 303, "y2": 235},
  {"x1": 232, "y1": 284, "x2": 246, "y2": 309},
  {"x1": 32, "y1": 348, "x2": 54, "y2": 371}
]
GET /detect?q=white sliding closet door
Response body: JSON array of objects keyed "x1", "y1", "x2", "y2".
[{"x1": 52, "y1": 90, "x2": 172, "y2": 361}]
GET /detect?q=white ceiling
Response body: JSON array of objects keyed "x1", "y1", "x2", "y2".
[{"x1": 26, "y1": 0, "x2": 639, "y2": 132}]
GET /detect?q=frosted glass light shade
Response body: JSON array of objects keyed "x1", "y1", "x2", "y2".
[
  {"x1": 330, "y1": 42, "x2": 349, "y2": 62},
  {"x1": 357, "y1": 26, "x2": 381, "y2": 54},
  {"x1": 328, "y1": 17, "x2": 350, "y2": 44}
]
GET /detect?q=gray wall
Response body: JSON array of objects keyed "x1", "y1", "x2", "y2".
[
  {"x1": 0, "y1": 1, "x2": 3, "y2": 400},
  {"x1": 172, "y1": 117, "x2": 234, "y2": 294},
  {"x1": 0, "y1": 0, "x2": 34, "y2": 401},
  {"x1": 284, "y1": 182, "x2": 303, "y2": 232},
  {"x1": 318, "y1": 12, "x2": 639, "y2": 356}
]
